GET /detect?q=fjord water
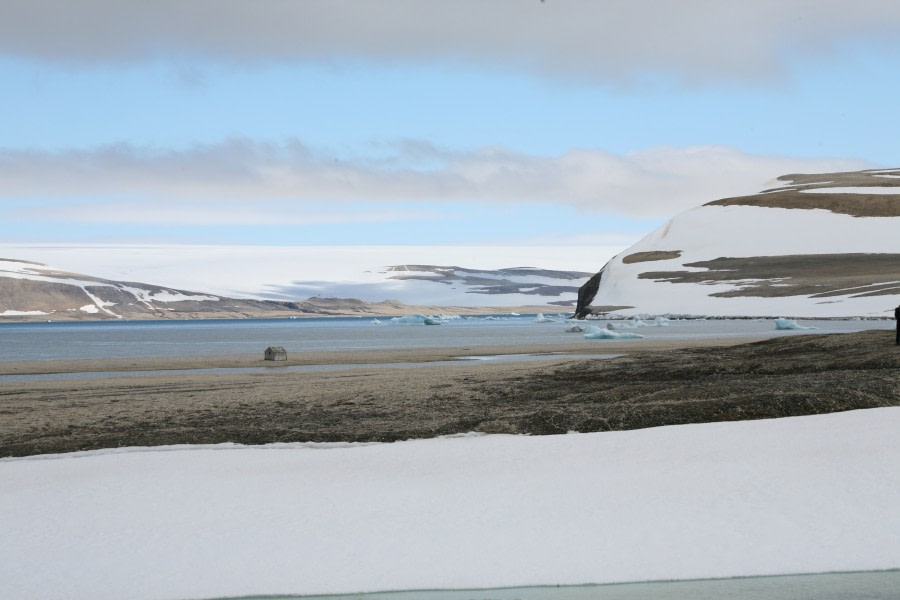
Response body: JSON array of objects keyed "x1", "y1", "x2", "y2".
[
  {"x1": 0, "y1": 316, "x2": 894, "y2": 362},
  {"x1": 217, "y1": 570, "x2": 900, "y2": 600}
]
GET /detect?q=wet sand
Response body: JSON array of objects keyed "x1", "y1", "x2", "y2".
[
  {"x1": 0, "y1": 335, "x2": 757, "y2": 376},
  {"x1": 2, "y1": 330, "x2": 898, "y2": 457}
]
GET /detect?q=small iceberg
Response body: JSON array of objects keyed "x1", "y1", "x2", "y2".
[
  {"x1": 390, "y1": 314, "x2": 443, "y2": 326},
  {"x1": 774, "y1": 318, "x2": 817, "y2": 331},
  {"x1": 534, "y1": 313, "x2": 556, "y2": 323},
  {"x1": 370, "y1": 318, "x2": 382, "y2": 325},
  {"x1": 509, "y1": 312, "x2": 520, "y2": 316},
  {"x1": 584, "y1": 326, "x2": 644, "y2": 340},
  {"x1": 564, "y1": 324, "x2": 586, "y2": 333}
]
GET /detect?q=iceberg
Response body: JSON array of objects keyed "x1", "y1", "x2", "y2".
[
  {"x1": 564, "y1": 324, "x2": 586, "y2": 333},
  {"x1": 534, "y1": 313, "x2": 556, "y2": 323},
  {"x1": 584, "y1": 326, "x2": 644, "y2": 340},
  {"x1": 608, "y1": 316, "x2": 666, "y2": 329},
  {"x1": 774, "y1": 318, "x2": 817, "y2": 331},
  {"x1": 389, "y1": 314, "x2": 443, "y2": 326}
]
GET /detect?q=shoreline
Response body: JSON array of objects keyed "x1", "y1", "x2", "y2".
[
  {"x1": 2, "y1": 330, "x2": 897, "y2": 458},
  {"x1": 0, "y1": 336, "x2": 759, "y2": 376}
]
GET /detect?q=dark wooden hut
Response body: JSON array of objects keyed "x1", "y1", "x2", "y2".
[{"x1": 264, "y1": 346, "x2": 287, "y2": 361}]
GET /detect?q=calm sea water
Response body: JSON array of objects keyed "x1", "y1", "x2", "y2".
[
  {"x1": 213, "y1": 570, "x2": 900, "y2": 600},
  {"x1": 0, "y1": 315, "x2": 893, "y2": 362}
]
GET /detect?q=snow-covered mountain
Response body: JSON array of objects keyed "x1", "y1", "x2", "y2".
[
  {"x1": 0, "y1": 255, "x2": 594, "y2": 321},
  {"x1": 0, "y1": 258, "x2": 306, "y2": 320},
  {"x1": 577, "y1": 168, "x2": 900, "y2": 319},
  {"x1": 0, "y1": 245, "x2": 609, "y2": 314}
]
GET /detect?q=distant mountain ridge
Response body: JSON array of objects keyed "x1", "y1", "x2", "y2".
[
  {"x1": 0, "y1": 258, "x2": 569, "y2": 321},
  {"x1": 577, "y1": 168, "x2": 900, "y2": 318}
]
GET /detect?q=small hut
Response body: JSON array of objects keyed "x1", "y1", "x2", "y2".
[{"x1": 264, "y1": 346, "x2": 287, "y2": 361}]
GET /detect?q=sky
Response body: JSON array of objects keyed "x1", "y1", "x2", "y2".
[{"x1": 1, "y1": 0, "x2": 899, "y2": 248}]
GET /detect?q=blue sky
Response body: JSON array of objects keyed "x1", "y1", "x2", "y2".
[{"x1": 1, "y1": 1, "x2": 899, "y2": 246}]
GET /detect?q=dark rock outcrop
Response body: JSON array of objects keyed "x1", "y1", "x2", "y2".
[{"x1": 575, "y1": 268, "x2": 604, "y2": 318}]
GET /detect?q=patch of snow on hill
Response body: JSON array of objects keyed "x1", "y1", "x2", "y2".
[
  {"x1": 798, "y1": 187, "x2": 900, "y2": 194},
  {"x1": 118, "y1": 286, "x2": 219, "y2": 304}
]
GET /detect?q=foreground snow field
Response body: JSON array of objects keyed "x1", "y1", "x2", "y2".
[{"x1": 2, "y1": 408, "x2": 899, "y2": 600}]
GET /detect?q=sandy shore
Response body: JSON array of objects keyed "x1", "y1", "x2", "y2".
[
  {"x1": 0, "y1": 336, "x2": 758, "y2": 376},
  {"x1": 2, "y1": 330, "x2": 897, "y2": 457}
]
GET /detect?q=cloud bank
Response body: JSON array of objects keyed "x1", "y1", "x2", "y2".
[
  {"x1": 3, "y1": 1, "x2": 900, "y2": 82},
  {"x1": 0, "y1": 140, "x2": 870, "y2": 224}
]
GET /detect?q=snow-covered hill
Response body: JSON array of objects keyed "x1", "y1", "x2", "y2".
[
  {"x1": 577, "y1": 168, "x2": 900, "y2": 318},
  {"x1": 0, "y1": 258, "x2": 306, "y2": 320},
  {"x1": 0, "y1": 245, "x2": 612, "y2": 313},
  {"x1": 0, "y1": 252, "x2": 598, "y2": 320}
]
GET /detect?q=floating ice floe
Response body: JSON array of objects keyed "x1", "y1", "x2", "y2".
[
  {"x1": 534, "y1": 313, "x2": 556, "y2": 323},
  {"x1": 774, "y1": 318, "x2": 818, "y2": 330},
  {"x1": 564, "y1": 324, "x2": 586, "y2": 333},
  {"x1": 584, "y1": 326, "x2": 644, "y2": 340},
  {"x1": 389, "y1": 314, "x2": 443, "y2": 326},
  {"x1": 370, "y1": 318, "x2": 382, "y2": 325}
]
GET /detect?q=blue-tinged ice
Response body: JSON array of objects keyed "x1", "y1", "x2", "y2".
[
  {"x1": 774, "y1": 318, "x2": 817, "y2": 330},
  {"x1": 390, "y1": 314, "x2": 443, "y2": 326},
  {"x1": 584, "y1": 326, "x2": 644, "y2": 340},
  {"x1": 534, "y1": 313, "x2": 556, "y2": 323}
]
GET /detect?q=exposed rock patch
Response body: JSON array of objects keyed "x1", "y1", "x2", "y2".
[
  {"x1": 622, "y1": 250, "x2": 683, "y2": 264},
  {"x1": 706, "y1": 191, "x2": 900, "y2": 218},
  {"x1": 638, "y1": 253, "x2": 900, "y2": 298},
  {"x1": 385, "y1": 265, "x2": 592, "y2": 298},
  {"x1": 575, "y1": 270, "x2": 604, "y2": 318}
]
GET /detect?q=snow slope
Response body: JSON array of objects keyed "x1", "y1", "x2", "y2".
[
  {"x1": 2, "y1": 408, "x2": 899, "y2": 600},
  {"x1": 582, "y1": 169, "x2": 900, "y2": 318}
]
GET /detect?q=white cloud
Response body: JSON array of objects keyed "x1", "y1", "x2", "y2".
[
  {"x1": 0, "y1": 140, "x2": 871, "y2": 224},
  {"x1": 2, "y1": 1, "x2": 900, "y2": 83}
]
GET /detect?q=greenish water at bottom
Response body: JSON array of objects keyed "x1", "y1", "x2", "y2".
[{"x1": 214, "y1": 569, "x2": 900, "y2": 600}]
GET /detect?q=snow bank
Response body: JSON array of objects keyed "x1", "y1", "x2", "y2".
[
  {"x1": 2, "y1": 409, "x2": 899, "y2": 600},
  {"x1": 798, "y1": 186, "x2": 900, "y2": 194},
  {"x1": 0, "y1": 310, "x2": 48, "y2": 317}
]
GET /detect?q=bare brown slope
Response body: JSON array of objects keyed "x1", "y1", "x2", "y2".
[
  {"x1": 706, "y1": 191, "x2": 900, "y2": 217},
  {"x1": 637, "y1": 253, "x2": 900, "y2": 298}
]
